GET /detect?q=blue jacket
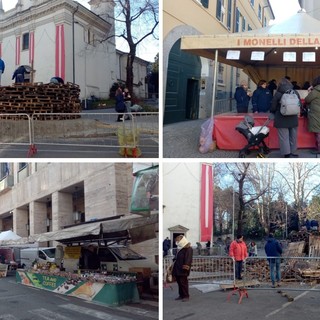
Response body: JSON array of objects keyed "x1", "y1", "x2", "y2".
[
  {"x1": 234, "y1": 86, "x2": 250, "y2": 109},
  {"x1": 265, "y1": 236, "x2": 282, "y2": 258},
  {"x1": 0, "y1": 59, "x2": 4, "y2": 73},
  {"x1": 252, "y1": 87, "x2": 272, "y2": 113}
]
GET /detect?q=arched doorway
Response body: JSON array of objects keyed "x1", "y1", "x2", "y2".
[{"x1": 164, "y1": 39, "x2": 201, "y2": 124}]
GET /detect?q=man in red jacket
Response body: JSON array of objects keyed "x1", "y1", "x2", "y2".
[{"x1": 229, "y1": 234, "x2": 248, "y2": 280}]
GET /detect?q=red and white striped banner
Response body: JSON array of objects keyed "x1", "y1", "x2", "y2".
[
  {"x1": 55, "y1": 24, "x2": 65, "y2": 80},
  {"x1": 15, "y1": 36, "x2": 21, "y2": 65},
  {"x1": 200, "y1": 163, "x2": 213, "y2": 242}
]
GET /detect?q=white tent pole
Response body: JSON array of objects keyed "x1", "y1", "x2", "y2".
[{"x1": 211, "y1": 49, "x2": 218, "y2": 118}]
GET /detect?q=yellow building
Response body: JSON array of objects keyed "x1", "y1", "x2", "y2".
[{"x1": 163, "y1": 0, "x2": 274, "y2": 124}]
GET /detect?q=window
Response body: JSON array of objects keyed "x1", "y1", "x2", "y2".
[
  {"x1": 22, "y1": 33, "x2": 29, "y2": 50},
  {"x1": 216, "y1": 0, "x2": 225, "y2": 23},
  {"x1": 218, "y1": 63, "x2": 224, "y2": 84},
  {"x1": 200, "y1": 0, "x2": 209, "y2": 8},
  {"x1": 235, "y1": 8, "x2": 240, "y2": 32},
  {"x1": 227, "y1": 0, "x2": 232, "y2": 30},
  {"x1": 242, "y1": 16, "x2": 246, "y2": 31},
  {"x1": 248, "y1": 24, "x2": 252, "y2": 31},
  {"x1": 250, "y1": 0, "x2": 254, "y2": 7},
  {"x1": 258, "y1": 4, "x2": 262, "y2": 20}
]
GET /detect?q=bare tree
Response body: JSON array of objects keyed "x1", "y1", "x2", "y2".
[
  {"x1": 276, "y1": 163, "x2": 320, "y2": 223},
  {"x1": 104, "y1": 0, "x2": 159, "y2": 94}
]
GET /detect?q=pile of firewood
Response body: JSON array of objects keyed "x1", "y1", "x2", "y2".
[{"x1": 0, "y1": 82, "x2": 81, "y2": 120}]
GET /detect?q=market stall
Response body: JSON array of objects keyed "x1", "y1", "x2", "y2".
[
  {"x1": 16, "y1": 269, "x2": 139, "y2": 306},
  {"x1": 180, "y1": 10, "x2": 320, "y2": 149},
  {"x1": 214, "y1": 112, "x2": 314, "y2": 150},
  {"x1": 16, "y1": 213, "x2": 158, "y2": 306}
]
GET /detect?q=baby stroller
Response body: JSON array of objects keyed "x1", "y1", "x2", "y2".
[{"x1": 235, "y1": 115, "x2": 272, "y2": 158}]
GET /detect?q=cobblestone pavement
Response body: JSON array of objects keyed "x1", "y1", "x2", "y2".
[{"x1": 163, "y1": 119, "x2": 318, "y2": 159}]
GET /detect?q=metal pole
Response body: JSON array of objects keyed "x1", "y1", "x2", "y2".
[
  {"x1": 211, "y1": 49, "x2": 219, "y2": 118},
  {"x1": 232, "y1": 187, "x2": 235, "y2": 241}
]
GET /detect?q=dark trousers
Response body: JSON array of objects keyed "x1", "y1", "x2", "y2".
[
  {"x1": 176, "y1": 275, "x2": 189, "y2": 298},
  {"x1": 235, "y1": 260, "x2": 243, "y2": 280}
]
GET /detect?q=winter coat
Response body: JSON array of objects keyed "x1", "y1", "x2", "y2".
[
  {"x1": 172, "y1": 243, "x2": 193, "y2": 277},
  {"x1": 252, "y1": 87, "x2": 272, "y2": 113},
  {"x1": 234, "y1": 86, "x2": 250, "y2": 111},
  {"x1": 264, "y1": 237, "x2": 282, "y2": 258},
  {"x1": 270, "y1": 82, "x2": 300, "y2": 128},
  {"x1": 229, "y1": 239, "x2": 248, "y2": 262},
  {"x1": 0, "y1": 58, "x2": 5, "y2": 73},
  {"x1": 115, "y1": 93, "x2": 126, "y2": 112},
  {"x1": 305, "y1": 84, "x2": 320, "y2": 133}
]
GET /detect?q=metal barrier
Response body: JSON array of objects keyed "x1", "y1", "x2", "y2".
[
  {"x1": 0, "y1": 114, "x2": 36, "y2": 157},
  {"x1": 164, "y1": 256, "x2": 234, "y2": 282},
  {"x1": 214, "y1": 98, "x2": 237, "y2": 115},
  {"x1": 30, "y1": 112, "x2": 158, "y2": 157},
  {"x1": 164, "y1": 255, "x2": 320, "y2": 292}
]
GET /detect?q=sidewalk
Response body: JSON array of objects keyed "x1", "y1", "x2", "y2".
[{"x1": 163, "y1": 119, "x2": 318, "y2": 158}]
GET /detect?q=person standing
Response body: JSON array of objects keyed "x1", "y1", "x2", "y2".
[
  {"x1": 265, "y1": 233, "x2": 283, "y2": 288},
  {"x1": 0, "y1": 58, "x2": 5, "y2": 85},
  {"x1": 248, "y1": 241, "x2": 258, "y2": 257},
  {"x1": 172, "y1": 235, "x2": 193, "y2": 302},
  {"x1": 267, "y1": 79, "x2": 277, "y2": 96},
  {"x1": 163, "y1": 237, "x2": 171, "y2": 257},
  {"x1": 304, "y1": 76, "x2": 320, "y2": 154},
  {"x1": 252, "y1": 80, "x2": 272, "y2": 113},
  {"x1": 270, "y1": 77, "x2": 300, "y2": 158},
  {"x1": 234, "y1": 80, "x2": 252, "y2": 113},
  {"x1": 229, "y1": 234, "x2": 248, "y2": 280},
  {"x1": 115, "y1": 86, "x2": 126, "y2": 122}
]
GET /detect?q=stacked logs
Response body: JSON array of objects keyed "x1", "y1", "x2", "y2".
[{"x1": 0, "y1": 82, "x2": 81, "y2": 120}]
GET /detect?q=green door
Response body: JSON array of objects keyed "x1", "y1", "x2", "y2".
[{"x1": 164, "y1": 39, "x2": 201, "y2": 124}]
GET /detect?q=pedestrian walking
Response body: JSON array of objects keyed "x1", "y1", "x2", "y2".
[
  {"x1": 229, "y1": 234, "x2": 248, "y2": 280},
  {"x1": 265, "y1": 233, "x2": 283, "y2": 288},
  {"x1": 172, "y1": 235, "x2": 193, "y2": 302}
]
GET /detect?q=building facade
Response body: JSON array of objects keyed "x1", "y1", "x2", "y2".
[
  {"x1": 299, "y1": 0, "x2": 320, "y2": 19},
  {"x1": 0, "y1": 163, "x2": 133, "y2": 237},
  {"x1": 163, "y1": 0, "x2": 274, "y2": 124},
  {"x1": 0, "y1": 0, "x2": 117, "y2": 100}
]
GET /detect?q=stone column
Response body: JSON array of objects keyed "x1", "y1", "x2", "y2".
[
  {"x1": 29, "y1": 201, "x2": 47, "y2": 235},
  {"x1": 51, "y1": 191, "x2": 73, "y2": 230},
  {"x1": 13, "y1": 208, "x2": 29, "y2": 237}
]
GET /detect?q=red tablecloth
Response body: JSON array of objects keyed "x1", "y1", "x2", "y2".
[{"x1": 213, "y1": 113, "x2": 315, "y2": 150}]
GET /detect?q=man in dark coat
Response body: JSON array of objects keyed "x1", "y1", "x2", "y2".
[
  {"x1": 270, "y1": 77, "x2": 301, "y2": 158},
  {"x1": 172, "y1": 235, "x2": 193, "y2": 302},
  {"x1": 234, "y1": 80, "x2": 252, "y2": 113},
  {"x1": 265, "y1": 233, "x2": 283, "y2": 288},
  {"x1": 12, "y1": 65, "x2": 28, "y2": 83}
]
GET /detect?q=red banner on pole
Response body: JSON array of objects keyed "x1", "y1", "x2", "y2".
[{"x1": 200, "y1": 164, "x2": 213, "y2": 242}]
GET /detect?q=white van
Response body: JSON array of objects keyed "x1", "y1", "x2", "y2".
[
  {"x1": 20, "y1": 247, "x2": 56, "y2": 269},
  {"x1": 97, "y1": 245, "x2": 158, "y2": 273}
]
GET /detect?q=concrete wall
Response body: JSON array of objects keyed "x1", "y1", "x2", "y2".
[{"x1": 163, "y1": 163, "x2": 201, "y2": 246}]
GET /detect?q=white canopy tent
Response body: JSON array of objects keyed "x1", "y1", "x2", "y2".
[
  {"x1": 29, "y1": 213, "x2": 159, "y2": 245},
  {"x1": 181, "y1": 10, "x2": 320, "y2": 87}
]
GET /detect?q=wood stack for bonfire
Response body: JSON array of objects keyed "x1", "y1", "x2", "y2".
[{"x1": 0, "y1": 82, "x2": 81, "y2": 120}]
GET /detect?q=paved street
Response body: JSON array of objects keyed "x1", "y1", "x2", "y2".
[
  {"x1": 0, "y1": 272, "x2": 158, "y2": 320},
  {"x1": 163, "y1": 119, "x2": 318, "y2": 158},
  {"x1": 163, "y1": 282, "x2": 320, "y2": 320}
]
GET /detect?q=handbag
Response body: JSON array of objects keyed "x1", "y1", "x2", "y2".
[{"x1": 165, "y1": 263, "x2": 176, "y2": 283}]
